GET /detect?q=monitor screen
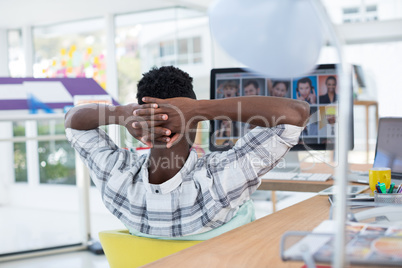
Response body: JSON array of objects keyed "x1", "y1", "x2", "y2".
[
  {"x1": 373, "y1": 117, "x2": 402, "y2": 177},
  {"x1": 209, "y1": 64, "x2": 354, "y2": 152}
]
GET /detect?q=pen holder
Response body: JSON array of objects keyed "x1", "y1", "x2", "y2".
[{"x1": 374, "y1": 190, "x2": 402, "y2": 205}]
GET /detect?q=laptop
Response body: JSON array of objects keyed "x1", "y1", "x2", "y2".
[{"x1": 349, "y1": 117, "x2": 402, "y2": 183}]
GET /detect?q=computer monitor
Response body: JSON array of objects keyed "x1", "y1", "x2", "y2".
[
  {"x1": 209, "y1": 64, "x2": 354, "y2": 158},
  {"x1": 373, "y1": 117, "x2": 402, "y2": 180}
]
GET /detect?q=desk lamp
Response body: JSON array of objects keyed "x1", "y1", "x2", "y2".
[{"x1": 209, "y1": 0, "x2": 352, "y2": 267}]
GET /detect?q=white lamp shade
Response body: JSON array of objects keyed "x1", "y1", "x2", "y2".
[{"x1": 209, "y1": 0, "x2": 324, "y2": 78}]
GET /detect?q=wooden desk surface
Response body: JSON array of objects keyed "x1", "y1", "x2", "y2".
[
  {"x1": 259, "y1": 163, "x2": 371, "y2": 192},
  {"x1": 145, "y1": 195, "x2": 329, "y2": 268},
  {"x1": 354, "y1": 100, "x2": 378, "y2": 106},
  {"x1": 145, "y1": 163, "x2": 374, "y2": 268},
  {"x1": 145, "y1": 195, "x2": 381, "y2": 268}
]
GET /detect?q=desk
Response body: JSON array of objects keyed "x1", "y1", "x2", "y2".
[
  {"x1": 145, "y1": 163, "x2": 373, "y2": 268},
  {"x1": 258, "y1": 163, "x2": 371, "y2": 192},
  {"x1": 145, "y1": 194, "x2": 379, "y2": 268},
  {"x1": 354, "y1": 100, "x2": 379, "y2": 163}
]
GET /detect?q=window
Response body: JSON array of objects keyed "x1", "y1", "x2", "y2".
[
  {"x1": 343, "y1": 7, "x2": 361, "y2": 23},
  {"x1": 31, "y1": 19, "x2": 107, "y2": 185},
  {"x1": 192, "y1": 37, "x2": 202, "y2": 64},
  {"x1": 160, "y1": 40, "x2": 175, "y2": 57},
  {"x1": 33, "y1": 19, "x2": 107, "y2": 89},
  {"x1": 343, "y1": 7, "x2": 359, "y2": 14},
  {"x1": 178, "y1": 39, "x2": 189, "y2": 65},
  {"x1": 159, "y1": 40, "x2": 176, "y2": 66},
  {"x1": 7, "y1": 29, "x2": 24, "y2": 77},
  {"x1": 147, "y1": 36, "x2": 203, "y2": 68},
  {"x1": 115, "y1": 8, "x2": 206, "y2": 105},
  {"x1": 322, "y1": 1, "x2": 401, "y2": 24},
  {"x1": 13, "y1": 122, "x2": 27, "y2": 182},
  {"x1": 366, "y1": 5, "x2": 378, "y2": 21},
  {"x1": 342, "y1": 5, "x2": 378, "y2": 23},
  {"x1": 37, "y1": 120, "x2": 76, "y2": 185}
]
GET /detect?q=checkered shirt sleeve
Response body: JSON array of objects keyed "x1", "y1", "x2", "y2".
[{"x1": 196, "y1": 125, "x2": 302, "y2": 211}]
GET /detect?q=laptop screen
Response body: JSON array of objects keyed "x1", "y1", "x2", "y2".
[{"x1": 373, "y1": 117, "x2": 402, "y2": 176}]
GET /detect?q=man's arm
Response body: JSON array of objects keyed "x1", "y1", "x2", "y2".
[
  {"x1": 65, "y1": 103, "x2": 172, "y2": 145},
  {"x1": 134, "y1": 96, "x2": 309, "y2": 148},
  {"x1": 137, "y1": 95, "x2": 307, "y2": 129},
  {"x1": 196, "y1": 96, "x2": 309, "y2": 127}
]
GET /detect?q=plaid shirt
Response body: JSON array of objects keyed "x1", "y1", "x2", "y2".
[{"x1": 66, "y1": 124, "x2": 302, "y2": 237}]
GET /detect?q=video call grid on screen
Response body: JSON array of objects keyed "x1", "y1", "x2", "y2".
[{"x1": 209, "y1": 65, "x2": 341, "y2": 152}]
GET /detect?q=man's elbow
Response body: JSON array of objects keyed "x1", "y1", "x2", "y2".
[
  {"x1": 64, "y1": 108, "x2": 81, "y2": 129},
  {"x1": 64, "y1": 110, "x2": 72, "y2": 129}
]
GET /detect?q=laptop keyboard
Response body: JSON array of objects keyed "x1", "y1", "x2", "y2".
[{"x1": 262, "y1": 172, "x2": 332, "y2": 182}]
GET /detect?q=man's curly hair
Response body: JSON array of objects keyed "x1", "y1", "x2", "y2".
[{"x1": 137, "y1": 66, "x2": 197, "y2": 104}]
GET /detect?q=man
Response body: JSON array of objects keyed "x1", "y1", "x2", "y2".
[
  {"x1": 243, "y1": 80, "x2": 260, "y2": 96},
  {"x1": 65, "y1": 66, "x2": 309, "y2": 239}
]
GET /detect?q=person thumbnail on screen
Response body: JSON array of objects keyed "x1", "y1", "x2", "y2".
[
  {"x1": 217, "y1": 80, "x2": 240, "y2": 98},
  {"x1": 302, "y1": 107, "x2": 318, "y2": 137},
  {"x1": 318, "y1": 106, "x2": 337, "y2": 136},
  {"x1": 215, "y1": 119, "x2": 239, "y2": 138},
  {"x1": 294, "y1": 76, "x2": 317, "y2": 104},
  {"x1": 268, "y1": 80, "x2": 290, "y2": 98},
  {"x1": 242, "y1": 79, "x2": 265, "y2": 96},
  {"x1": 319, "y1": 75, "x2": 338, "y2": 104}
]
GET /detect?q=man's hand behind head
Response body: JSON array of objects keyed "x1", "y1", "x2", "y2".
[
  {"x1": 121, "y1": 103, "x2": 172, "y2": 147},
  {"x1": 134, "y1": 97, "x2": 201, "y2": 148}
]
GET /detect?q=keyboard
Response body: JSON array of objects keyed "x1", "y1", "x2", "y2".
[
  {"x1": 347, "y1": 172, "x2": 369, "y2": 184},
  {"x1": 262, "y1": 172, "x2": 332, "y2": 182}
]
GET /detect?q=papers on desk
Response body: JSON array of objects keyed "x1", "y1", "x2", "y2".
[{"x1": 282, "y1": 220, "x2": 402, "y2": 266}]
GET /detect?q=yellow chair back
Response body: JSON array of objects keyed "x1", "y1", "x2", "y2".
[{"x1": 99, "y1": 230, "x2": 202, "y2": 267}]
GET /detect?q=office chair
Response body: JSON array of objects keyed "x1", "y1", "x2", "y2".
[{"x1": 99, "y1": 229, "x2": 202, "y2": 267}]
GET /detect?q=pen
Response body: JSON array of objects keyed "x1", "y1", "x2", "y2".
[
  {"x1": 398, "y1": 184, "x2": 402, "y2": 193},
  {"x1": 376, "y1": 185, "x2": 382, "y2": 193},
  {"x1": 388, "y1": 182, "x2": 395, "y2": 193},
  {"x1": 379, "y1": 183, "x2": 387, "y2": 194},
  {"x1": 395, "y1": 184, "x2": 400, "y2": 193}
]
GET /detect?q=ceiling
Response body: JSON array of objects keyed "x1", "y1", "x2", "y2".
[
  {"x1": 0, "y1": 0, "x2": 212, "y2": 28},
  {"x1": 1, "y1": 0, "x2": 400, "y2": 45}
]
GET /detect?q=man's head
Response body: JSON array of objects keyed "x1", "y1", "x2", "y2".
[
  {"x1": 222, "y1": 80, "x2": 239, "y2": 98},
  {"x1": 244, "y1": 80, "x2": 260, "y2": 96},
  {"x1": 297, "y1": 77, "x2": 313, "y2": 99},
  {"x1": 137, "y1": 66, "x2": 196, "y2": 104},
  {"x1": 136, "y1": 66, "x2": 197, "y2": 149}
]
